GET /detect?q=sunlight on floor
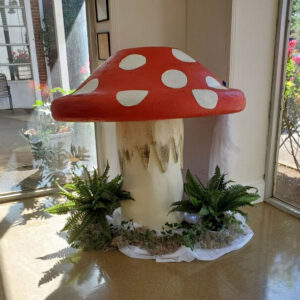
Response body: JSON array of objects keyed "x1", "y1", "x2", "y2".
[{"x1": 0, "y1": 197, "x2": 299, "y2": 300}]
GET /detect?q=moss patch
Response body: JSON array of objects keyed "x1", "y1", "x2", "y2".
[{"x1": 110, "y1": 222, "x2": 244, "y2": 256}]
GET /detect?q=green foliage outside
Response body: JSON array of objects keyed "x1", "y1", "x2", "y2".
[
  {"x1": 283, "y1": 48, "x2": 300, "y2": 136},
  {"x1": 282, "y1": 1, "x2": 300, "y2": 171},
  {"x1": 290, "y1": 0, "x2": 300, "y2": 38}
]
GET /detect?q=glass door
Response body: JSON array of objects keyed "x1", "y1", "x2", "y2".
[
  {"x1": 274, "y1": 0, "x2": 300, "y2": 209},
  {"x1": 0, "y1": 0, "x2": 97, "y2": 197}
]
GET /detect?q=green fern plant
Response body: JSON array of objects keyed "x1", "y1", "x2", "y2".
[
  {"x1": 170, "y1": 166, "x2": 259, "y2": 231},
  {"x1": 46, "y1": 164, "x2": 133, "y2": 250}
]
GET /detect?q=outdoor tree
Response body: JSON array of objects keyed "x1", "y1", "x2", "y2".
[{"x1": 281, "y1": 37, "x2": 300, "y2": 171}]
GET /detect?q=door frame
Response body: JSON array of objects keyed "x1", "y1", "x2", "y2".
[{"x1": 264, "y1": 0, "x2": 299, "y2": 217}]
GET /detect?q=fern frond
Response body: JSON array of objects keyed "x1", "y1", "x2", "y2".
[
  {"x1": 180, "y1": 166, "x2": 259, "y2": 231},
  {"x1": 206, "y1": 166, "x2": 229, "y2": 191},
  {"x1": 100, "y1": 163, "x2": 110, "y2": 183},
  {"x1": 45, "y1": 201, "x2": 75, "y2": 215},
  {"x1": 169, "y1": 200, "x2": 199, "y2": 214},
  {"x1": 61, "y1": 211, "x2": 83, "y2": 232},
  {"x1": 56, "y1": 181, "x2": 77, "y2": 201},
  {"x1": 72, "y1": 174, "x2": 92, "y2": 200},
  {"x1": 217, "y1": 186, "x2": 258, "y2": 212},
  {"x1": 206, "y1": 166, "x2": 221, "y2": 190},
  {"x1": 98, "y1": 214, "x2": 112, "y2": 239},
  {"x1": 63, "y1": 183, "x2": 76, "y2": 191},
  {"x1": 46, "y1": 162, "x2": 133, "y2": 250},
  {"x1": 67, "y1": 213, "x2": 94, "y2": 244},
  {"x1": 118, "y1": 190, "x2": 134, "y2": 201},
  {"x1": 185, "y1": 169, "x2": 203, "y2": 194}
]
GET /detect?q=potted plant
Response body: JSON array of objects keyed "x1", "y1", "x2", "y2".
[
  {"x1": 44, "y1": 165, "x2": 258, "y2": 260},
  {"x1": 20, "y1": 86, "x2": 88, "y2": 187},
  {"x1": 12, "y1": 49, "x2": 31, "y2": 79},
  {"x1": 46, "y1": 164, "x2": 133, "y2": 250},
  {"x1": 22, "y1": 86, "x2": 74, "y2": 150},
  {"x1": 169, "y1": 166, "x2": 259, "y2": 248}
]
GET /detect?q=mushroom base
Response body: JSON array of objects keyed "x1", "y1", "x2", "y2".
[{"x1": 116, "y1": 119, "x2": 184, "y2": 230}]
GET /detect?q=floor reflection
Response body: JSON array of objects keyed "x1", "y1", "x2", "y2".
[{"x1": 0, "y1": 198, "x2": 299, "y2": 300}]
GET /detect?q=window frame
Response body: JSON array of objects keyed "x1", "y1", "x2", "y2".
[
  {"x1": 264, "y1": 0, "x2": 300, "y2": 217},
  {"x1": 0, "y1": 0, "x2": 100, "y2": 203},
  {"x1": 0, "y1": 1, "x2": 33, "y2": 81}
]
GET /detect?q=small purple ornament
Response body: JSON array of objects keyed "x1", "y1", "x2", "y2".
[{"x1": 183, "y1": 212, "x2": 200, "y2": 224}]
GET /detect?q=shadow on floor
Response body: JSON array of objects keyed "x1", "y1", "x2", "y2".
[
  {"x1": 1, "y1": 197, "x2": 299, "y2": 300},
  {"x1": 0, "y1": 266, "x2": 6, "y2": 300},
  {"x1": 0, "y1": 196, "x2": 58, "y2": 241},
  {"x1": 33, "y1": 203, "x2": 300, "y2": 300}
]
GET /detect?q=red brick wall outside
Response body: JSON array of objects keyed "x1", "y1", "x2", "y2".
[{"x1": 30, "y1": 0, "x2": 48, "y2": 85}]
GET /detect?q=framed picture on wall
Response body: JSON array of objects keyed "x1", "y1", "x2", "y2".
[
  {"x1": 97, "y1": 32, "x2": 111, "y2": 60},
  {"x1": 95, "y1": 0, "x2": 109, "y2": 22}
]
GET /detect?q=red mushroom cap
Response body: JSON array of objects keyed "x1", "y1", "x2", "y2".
[{"x1": 51, "y1": 47, "x2": 246, "y2": 122}]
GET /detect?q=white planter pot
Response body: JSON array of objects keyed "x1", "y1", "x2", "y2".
[
  {"x1": 28, "y1": 131, "x2": 72, "y2": 151},
  {"x1": 48, "y1": 131, "x2": 72, "y2": 151}
]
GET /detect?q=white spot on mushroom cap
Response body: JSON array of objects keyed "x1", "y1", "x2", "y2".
[
  {"x1": 206, "y1": 76, "x2": 227, "y2": 89},
  {"x1": 192, "y1": 89, "x2": 218, "y2": 109},
  {"x1": 116, "y1": 90, "x2": 148, "y2": 106},
  {"x1": 172, "y1": 49, "x2": 196, "y2": 63},
  {"x1": 119, "y1": 54, "x2": 146, "y2": 70},
  {"x1": 73, "y1": 78, "x2": 99, "y2": 95},
  {"x1": 161, "y1": 70, "x2": 187, "y2": 88}
]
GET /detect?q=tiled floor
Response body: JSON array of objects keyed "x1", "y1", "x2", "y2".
[{"x1": 0, "y1": 198, "x2": 299, "y2": 300}]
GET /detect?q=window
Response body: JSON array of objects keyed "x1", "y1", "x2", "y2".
[
  {"x1": 0, "y1": 0, "x2": 32, "y2": 80},
  {"x1": 0, "y1": 0, "x2": 98, "y2": 198}
]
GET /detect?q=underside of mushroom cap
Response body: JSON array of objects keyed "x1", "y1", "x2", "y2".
[{"x1": 51, "y1": 47, "x2": 246, "y2": 122}]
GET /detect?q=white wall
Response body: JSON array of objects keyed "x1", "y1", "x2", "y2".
[
  {"x1": 185, "y1": 0, "x2": 278, "y2": 199},
  {"x1": 88, "y1": 0, "x2": 279, "y2": 200},
  {"x1": 185, "y1": 0, "x2": 232, "y2": 181},
  {"x1": 112, "y1": 0, "x2": 186, "y2": 51},
  {"x1": 229, "y1": 0, "x2": 278, "y2": 198},
  {"x1": 183, "y1": 116, "x2": 217, "y2": 182},
  {"x1": 92, "y1": 0, "x2": 187, "y2": 176},
  {"x1": 91, "y1": 0, "x2": 186, "y2": 62},
  {"x1": 187, "y1": 0, "x2": 232, "y2": 83}
]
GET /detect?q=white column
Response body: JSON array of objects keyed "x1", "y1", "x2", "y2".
[
  {"x1": 24, "y1": 0, "x2": 41, "y2": 100},
  {"x1": 52, "y1": 0, "x2": 70, "y2": 91}
]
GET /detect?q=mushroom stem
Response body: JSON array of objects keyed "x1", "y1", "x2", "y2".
[{"x1": 116, "y1": 119, "x2": 184, "y2": 229}]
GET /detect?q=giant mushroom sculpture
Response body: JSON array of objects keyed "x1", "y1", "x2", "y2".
[{"x1": 51, "y1": 47, "x2": 246, "y2": 230}]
